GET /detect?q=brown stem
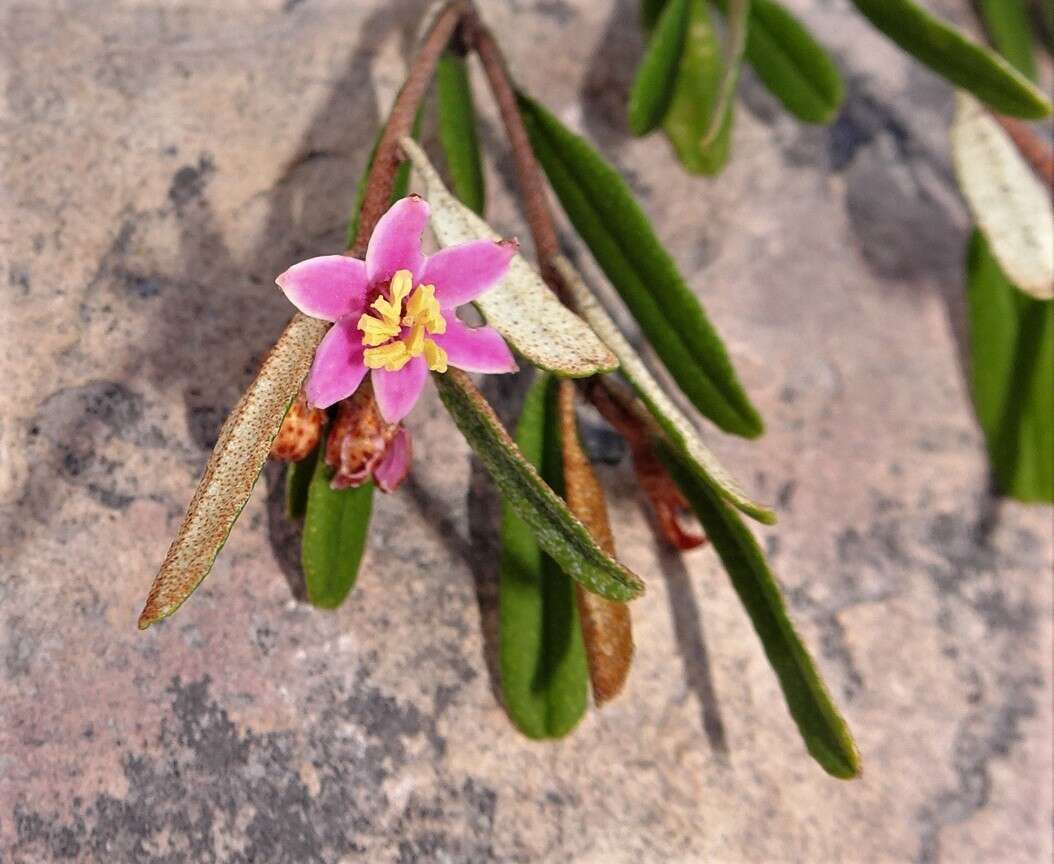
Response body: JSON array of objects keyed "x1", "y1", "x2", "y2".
[
  {"x1": 992, "y1": 112, "x2": 1054, "y2": 191},
  {"x1": 462, "y1": 12, "x2": 562, "y2": 280},
  {"x1": 464, "y1": 12, "x2": 700, "y2": 549},
  {"x1": 349, "y1": 0, "x2": 470, "y2": 255}
]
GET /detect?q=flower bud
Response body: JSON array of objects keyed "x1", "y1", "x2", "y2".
[{"x1": 269, "y1": 392, "x2": 324, "y2": 462}]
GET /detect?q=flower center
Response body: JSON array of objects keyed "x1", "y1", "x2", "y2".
[{"x1": 358, "y1": 269, "x2": 448, "y2": 373}]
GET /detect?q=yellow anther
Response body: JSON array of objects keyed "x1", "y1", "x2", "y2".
[
  {"x1": 363, "y1": 340, "x2": 410, "y2": 371},
  {"x1": 358, "y1": 272, "x2": 450, "y2": 375},
  {"x1": 357, "y1": 313, "x2": 400, "y2": 347},
  {"x1": 423, "y1": 339, "x2": 448, "y2": 373}
]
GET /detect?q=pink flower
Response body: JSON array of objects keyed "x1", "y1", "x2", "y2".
[{"x1": 276, "y1": 195, "x2": 519, "y2": 424}]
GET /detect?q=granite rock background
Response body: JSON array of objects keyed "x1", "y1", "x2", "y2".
[{"x1": 1, "y1": 1, "x2": 1051, "y2": 862}]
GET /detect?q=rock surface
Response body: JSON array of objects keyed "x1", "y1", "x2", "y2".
[{"x1": 1, "y1": 1, "x2": 1051, "y2": 862}]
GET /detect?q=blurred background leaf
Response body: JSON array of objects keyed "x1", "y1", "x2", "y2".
[
  {"x1": 436, "y1": 48, "x2": 486, "y2": 215},
  {"x1": 628, "y1": 0, "x2": 691, "y2": 135},
  {"x1": 848, "y1": 0, "x2": 1051, "y2": 118}
]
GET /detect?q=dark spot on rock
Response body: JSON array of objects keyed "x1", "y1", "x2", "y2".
[
  {"x1": 188, "y1": 404, "x2": 228, "y2": 451},
  {"x1": 168, "y1": 155, "x2": 215, "y2": 208}
]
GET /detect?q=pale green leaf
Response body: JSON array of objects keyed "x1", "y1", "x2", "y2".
[
  {"x1": 951, "y1": 92, "x2": 1053, "y2": 300},
  {"x1": 400, "y1": 137, "x2": 618, "y2": 377}
]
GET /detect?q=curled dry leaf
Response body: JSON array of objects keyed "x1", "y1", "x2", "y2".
[
  {"x1": 585, "y1": 377, "x2": 706, "y2": 551},
  {"x1": 557, "y1": 380, "x2": 634, "y2": 705},
  {"x1": 554, "y1": 255, "x2": 774, "y2": 524},
  {"x1": 399, "y1": 136, "x2": 618, "y2": 377},
  {"x1": 952, "y1": 92, "x2": 1054, "y2": 300},
  {"x1": 138, "y1": 313, "x2": 328, "y2": 629},
  {"x1": 269, "y1": 391, "x2": 325, "y2": 462}
]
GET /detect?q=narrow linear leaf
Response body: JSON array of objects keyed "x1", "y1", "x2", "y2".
[
  {"x1": 966, "y1": 230, "x2": 1053, "y2": 502},
  {"x1": 301, "y1": 431, "x2": 375, "y2": 609},
  {"x1": 346, "y1": 110, "x2": 423, "y2": 249},
  {"x1": 661, "y1": 0, "x2": 734, "y2": 175},
  {"x1": 436, "y1": 50, "x2": 486, "y2": 214},
  {"x1": 285, "y1": 444, "x2": 319, "y2": 520},
  {"x1": 977, "y1": 0, "x2": 1037, "y2": 79},
  {"x1": 517, "y1": 94, "x2": 764, "y2": 437},
  {"x1": 848, "y1": 0, "x2": 1051, "y2": 119},
  {"x1": 554, "y1": 255, "x2": 774, "y2": 525},
  {"x1": 434, "y1": 368, "x2": 645, "y2": 602},
  {"x1": 716, "y1": 0, "x2": 843, "y2": 124},
  {"x1": 701, "y1": 0, "x2": 751, "y2": 148},
  {"x1": 500, "y1": 374, "x2": 589, "y2": 737},
  {"x1": 628, "y1": 0, "x2": 691, "y2": 135},
  {"x1": 951, "y1": 92, "x2": 1054, "y2": 300},
  {"x1": 640, "y1": 0, "x2": 667, "y2": 31},
  {"x1": 557, "y1": 380, "x2": 634, "y2": 704},
  {"x1": 400, "y1": 137, "x2": 618, "y2": 377},
  {"x1": 138, "y1": 313, "x2": 328, "y2": 628},
  {"x1": 659, "y1": 442, "x2": 861, "y2": 779}
]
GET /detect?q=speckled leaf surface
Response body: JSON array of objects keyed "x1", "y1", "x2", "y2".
[
  {"x1": 952, "y1": 92, "x2": 1054, "y2": 301},
  {"x1": 400, "y1": 137, "x2": 617, "y2": 377},
  {"x1": 138, "y1": 313, "x2": 327, "y2": 628}
]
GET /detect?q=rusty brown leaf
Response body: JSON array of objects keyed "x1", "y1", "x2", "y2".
[{"x1": 557, "y1": 380, "x2": 634, "y2": 705}]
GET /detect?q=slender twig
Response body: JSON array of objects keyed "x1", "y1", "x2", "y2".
[
  {"x1": 991, "y1": 112, "x2": 1054, "y2": 191},
  {"x1": 349, "y1": 0, "x2": 470, "y2": 255},
  {"x1": 461, "y1": 12, "x2": 562, "y2": 276}
]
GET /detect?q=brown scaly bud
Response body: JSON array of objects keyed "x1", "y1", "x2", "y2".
[
  {"x1": 325, "y1": 382, "x2": 401, "y2": 491},
  {"x1": 269, "y1": 391, "x2": 324, "y2": 462}
]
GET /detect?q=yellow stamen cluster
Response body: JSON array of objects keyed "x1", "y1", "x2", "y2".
[{"x1": 359, "y1": 270, "x2": 449, "y2": 373}]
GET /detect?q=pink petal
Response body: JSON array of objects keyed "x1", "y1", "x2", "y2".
[
  {"x1": 372, "y1": 356, "x2": 428, "y2": 423},
  {"x1": 276, "y1": 255, "x2": 368, "y2": 322},
  {"x1": 421, "y1": 239, "x2": 518, "y2": 309},
  {"x1": 373, "y1": 428, "x2": 412, "y2": 493},
  {"x1": 365, "y1": 196, "x2": 430, "y2": 285},
  {"x1": 432, "y1": 316, "x2": 518, "y2": 374},
  {"x1": 304, "y1": 319, "x2": 368, "y2": 409}
]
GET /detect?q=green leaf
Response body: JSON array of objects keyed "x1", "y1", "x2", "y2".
[
  {"x1": 659, "y1": 442, "x2": 860, "y2": 779},
  {"x1": 301, "y1": 431, "x2": 375, "y2": 609},
  {"x1": 951, "y1": 92, "x2": 1053, "y2": 300},
  {"x1": 661, "y1": 0, "x2": 734, "y2": 175},
  {"x1": 716, "y1": 0, "x2": 843, "y2": 124},
  {"x1": 701, "y1": 0, "x2": 751, "y2": 149},
  {"x1": 285, "y1": 445, "x2": 318, "y2": 520},
  {"x1": 400, "y1": 137, "x2": 618, "y2": 377},
  {"x1": 628, "y1": 0, "x2": 691, "y2": 135},
  {"x1": 640, "y1": 0, "x2": 667, "y2": 31},
  {"x1": 500, "y1": 373, "x2": 589, "y2": 738},
  {"x1": 138, "y1": 313, "x2": 328, "y2": 629},
  {"x1": 553, "y1": 255, "x2": 775, "y2": 524},
  {"x1": 977, "y1": 0, "x2": 1037, "y2": 80},
  {"x1": 436, "y1": 50, "x2": 486, "y2": 215},
  {"x1": 346, "y1": 110, "x2": 423, "y2": 249},
  {"x1": 848, "y1": 0, "x2": 1051, "y2": 119},
  {"x1": 966, "y1": 230, "x2": 1054, "y2": 502},
  {"x1": 434, "y1": 369, "x2": 645, "y2": 602},
  {"x1": 517, "y1": 93, "x2": 764, "y2": 437}
]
